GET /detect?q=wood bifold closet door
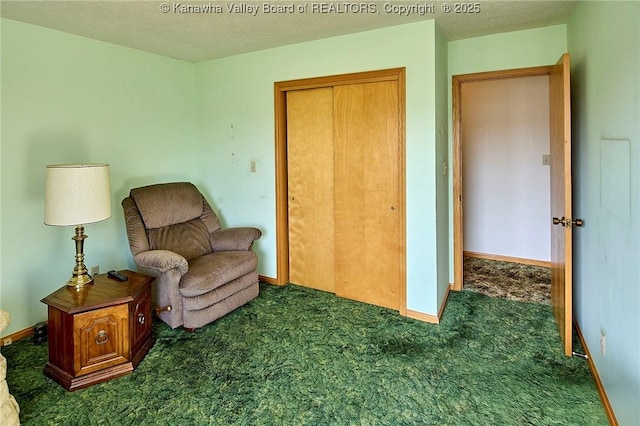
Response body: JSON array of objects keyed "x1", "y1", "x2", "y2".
[
  {"x1": 287, "y1": 80, "x2": 402, "y2": 311},
  {"x1": 287, "y1": 87, "x2": 335, "y2": 293}
]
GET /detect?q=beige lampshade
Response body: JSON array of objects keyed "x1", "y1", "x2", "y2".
[{"x1": 45, "y1": 164, "x2": 112, "y2": 226}]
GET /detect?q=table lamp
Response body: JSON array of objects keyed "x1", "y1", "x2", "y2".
[{"x1": 45, "y1": 163, "x2": 111, "y2": 288}]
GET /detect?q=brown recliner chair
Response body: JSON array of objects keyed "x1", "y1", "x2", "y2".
[{"x1": 122, "y1": 182, "x2": 261, "y2": 330}]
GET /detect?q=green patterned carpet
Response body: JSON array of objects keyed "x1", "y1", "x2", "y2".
[{"x1": 5, "y1": 283, "x2": 606, "y2": 425}]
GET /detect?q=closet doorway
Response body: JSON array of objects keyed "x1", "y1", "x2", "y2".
[
  {"x1": 274, "y1": 68, "x2": 406, "y2": 314},
  {"x1": 461, "y1": 75, "x2": 552, "y2": 278},
  {"x1": 452, "y1": 55, "x2": 575, "y2": 356}
]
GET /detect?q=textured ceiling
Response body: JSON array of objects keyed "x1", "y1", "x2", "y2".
[{"x1": 0, "y1": 0, "x2": 577, "y2": 62}]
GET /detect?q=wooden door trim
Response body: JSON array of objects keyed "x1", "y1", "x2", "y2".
[
  {"x1": 275, "y1": 68, "x2": 405, "y2": 92},
  {"x1": 452, "y1": 65, "x2": 553, "y2": 291},
  {"x1": 274, "y1": 68, "x2": 407, "y2": 315}
]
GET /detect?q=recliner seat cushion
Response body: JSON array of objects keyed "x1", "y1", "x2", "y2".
[{"x1": 179, "y1": 251, "x2": 258, "y2": 297}]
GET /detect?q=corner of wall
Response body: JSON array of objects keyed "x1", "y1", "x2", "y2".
[{"x1": 435, "y1": 22, "x2": 450, "y2": 309}]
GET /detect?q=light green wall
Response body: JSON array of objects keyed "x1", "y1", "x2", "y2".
[
  {"x1": 434, "y1": 23, "x2": 450, "y2": 308},
  {"x1": 0, "y1": 18, "x2": 197, "y2": 335},
  {"x1": 194, "y1": 21, "x2": 442, "y2": 314},
  {"x1": 448, "y1": 24, "x2": 568, "y2": 75},
  {"x1": 568, "y1": 2, "x2": 640, "y2": 423},
  {"x1": 447, "y1": 25, "x2": 568, "y2": 280}
]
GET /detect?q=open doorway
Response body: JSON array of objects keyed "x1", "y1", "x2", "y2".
[{"x1": 452, "y1": 66, "x2": 554, "y2": 304}]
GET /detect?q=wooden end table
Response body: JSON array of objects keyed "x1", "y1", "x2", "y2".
[{"x1": 41, "y1": 270, "x2": 155, "y2": 391}]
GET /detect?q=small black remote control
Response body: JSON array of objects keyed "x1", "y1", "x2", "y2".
[{"x1": 107, "y1": 270, "x2": 128, "y2": 282}]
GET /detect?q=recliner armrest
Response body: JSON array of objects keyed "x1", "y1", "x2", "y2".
[
  {"x1": 134, "y1": 250, "x2": 189, "y2": 275},
  {"x1": 210, "y1": 227, "x2": 262, "y2": 252}
]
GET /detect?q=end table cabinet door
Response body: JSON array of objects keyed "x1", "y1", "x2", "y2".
[
  {"x1": 74, "y1": 304, "x2": 130, "y2": 376},
  {"x1": 131, "y1": 289, "x2": 152, "y2": 362}
]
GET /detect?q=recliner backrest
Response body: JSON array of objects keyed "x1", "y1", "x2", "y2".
[
  {"x1": 131, "y1": 182, "x2": 204, "y2": 229},
  {"x1": 123, "y1": 182, "x2": 222, "y2": 260}
]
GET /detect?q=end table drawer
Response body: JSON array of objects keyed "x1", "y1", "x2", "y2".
[{"x1": 74, "y1": 304, "x2": 130, "y2": 376}]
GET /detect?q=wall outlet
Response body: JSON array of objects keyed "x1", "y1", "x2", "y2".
[
  {"x1": 542, "y1": 154, "x2": 551, "y2": 165},
  {"x1": 90, "y1": 265, "x2": 100, "y2": 276},
  {"x1": 600, "y1": 331, "x2": 606, "y2": 357},
  {"x1": 2, "y1": 337, "x2": 12, "y2": 346}
]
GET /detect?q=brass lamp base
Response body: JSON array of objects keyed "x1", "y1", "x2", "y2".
[
  {"x1": 66, "y1": 225, "x2": 94, "y2": 288},
  {"x1": 67, "y1": 273, "x2": 94, "y2": 288}
]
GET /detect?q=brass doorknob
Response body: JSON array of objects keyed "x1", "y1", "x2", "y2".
[{"x1": 552, "y1": 217, "x2": 584, "y2": 227}]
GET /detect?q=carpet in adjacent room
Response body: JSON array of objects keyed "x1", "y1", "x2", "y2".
[{"x1": 463, "y1": 256, "x2": 551, "y2": 305}]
